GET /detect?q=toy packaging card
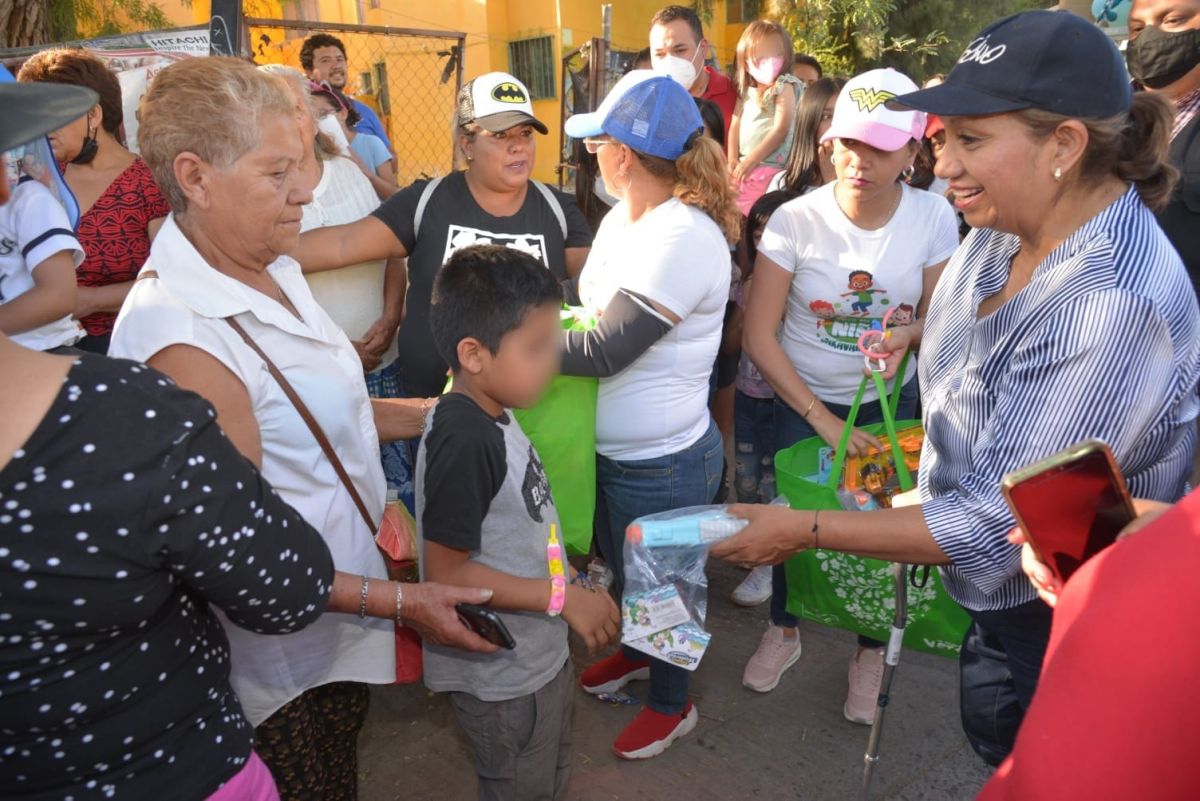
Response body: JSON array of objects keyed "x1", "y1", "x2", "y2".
[
  {"x1": 623, "y1": 621, "x2": 712, "y2": 671},
  {"x1": 621, "y1": 584, "x2": 693, "y2": 643}
]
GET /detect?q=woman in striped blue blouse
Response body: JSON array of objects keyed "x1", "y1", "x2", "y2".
[{"x1": 713, "y1": 10, "x2": 1200, "y2": 766}]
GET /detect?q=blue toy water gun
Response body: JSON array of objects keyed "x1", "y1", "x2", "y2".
[{"x1": 626, "y1": 508, "x2": 749, "y2": 548}]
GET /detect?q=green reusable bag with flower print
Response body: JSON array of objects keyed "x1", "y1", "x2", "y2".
[{"x1": 774, "y1": 363, "x2": 971, "y2": 658}]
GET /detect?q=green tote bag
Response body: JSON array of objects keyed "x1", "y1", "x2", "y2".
[{"x1": 774, "y1": 363, "x2": 971, "y2": 658}]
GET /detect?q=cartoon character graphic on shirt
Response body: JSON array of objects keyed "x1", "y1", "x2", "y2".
[
  {"x1": 810, "y1": 273, "x2": 895, "y2": 353},
  {"x1": 444, "y1": 225, "x2": 548, "y2": 267},
  {"x1": 889, "y1": 303, "x2": 915, "y2": 327},
  {"x1": 841, "y1": 271, "x2": 887, "y2": 315},
  {"x1": 521, "y1": 444, "x2": 553, "y2": 523}
]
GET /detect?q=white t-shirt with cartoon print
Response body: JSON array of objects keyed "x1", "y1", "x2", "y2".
[
  {"x1": 0, "y1": 180, "x2": 84, "y2": 351},
  {"x1": 757, "y1": 181, "x2": 959, "y2": 403}
]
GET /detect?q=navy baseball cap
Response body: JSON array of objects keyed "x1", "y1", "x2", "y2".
[
  {"x1": 890, "y1": 10, "x2": 1131, "y2": 119},
  {"x1": 565, "y1": 70, "x2": 703, "y2": 161}
]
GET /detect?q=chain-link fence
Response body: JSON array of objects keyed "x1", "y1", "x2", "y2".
[{"x1": 246, "y1": 17, "x2": 464, "y2": 188}]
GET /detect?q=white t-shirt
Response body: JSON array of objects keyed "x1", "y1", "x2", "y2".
[
  {"x1": 300, "y1": 156, "x2": 399, "y2": 368},
  {"x1": 578, "y1": 198, "x2": 730, "y2": 460},
  {"x1": 0, "y1": 180, "x2": 84, "y2": 350},
  {"x1": 758, "y1": 182, "x2": 959, "y2": 402},
  {"x1": 111, "y1": 216, "x2": 394, "y2": 726}
]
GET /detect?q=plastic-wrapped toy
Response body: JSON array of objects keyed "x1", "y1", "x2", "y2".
[
  {"x1": 837, "y1": 426, "x2": 924, "y2": 511},
  {"x1": 621, "y1": 501, "x2": 785, "y2": 670}
]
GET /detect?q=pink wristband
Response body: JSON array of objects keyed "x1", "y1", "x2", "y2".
[{"x1": 547, "y1": 576, "x2": 567, "y2": 616}]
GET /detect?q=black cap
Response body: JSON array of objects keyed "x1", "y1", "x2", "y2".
[
  {"x1": 890, "y1": 10, "x2": 1131, "y2": 119},
  {"x1": 0, "y1": 82, "x2": 98, "y2": 152}
]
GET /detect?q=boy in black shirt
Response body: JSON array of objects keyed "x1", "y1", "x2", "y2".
[{"x1": 418, "y1": 245, "x2": 619, "y2": 800}]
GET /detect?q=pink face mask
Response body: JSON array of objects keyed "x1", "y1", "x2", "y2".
[{"x1": 748, "y1": 56, "x2": 784, "y2": 87}]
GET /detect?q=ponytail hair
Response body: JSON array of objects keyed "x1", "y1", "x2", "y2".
[
  {"x1": 633, "y1": 136, "x2": 742, "y2": 243},
  {"x1": 1013, "y1": 92, "x2": 1178, "y2": 213}
]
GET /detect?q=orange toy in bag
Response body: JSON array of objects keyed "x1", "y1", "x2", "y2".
[{"x1": 842, "y1": 426, "x2": 924, "y2": 509}]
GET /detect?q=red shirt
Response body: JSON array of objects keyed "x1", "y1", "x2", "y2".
[
  {"x1": 699, "y1": 66, "x2": 737, "y2": 140},
  {"x1": 75, "y1": 158, "x2": 170, "y2": 337},
  {"x1": 977, "y1": 489, "x2": 1200, "y2": 801}
]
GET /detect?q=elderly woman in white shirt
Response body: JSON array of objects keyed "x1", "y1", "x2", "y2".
[{"x1": 109, "y1": 56, "x2": 497, "y2": 801}]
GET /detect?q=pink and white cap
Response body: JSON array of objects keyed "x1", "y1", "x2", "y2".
[{"x1": 820, "y1": 68, "x2": 926, "y2": 152}]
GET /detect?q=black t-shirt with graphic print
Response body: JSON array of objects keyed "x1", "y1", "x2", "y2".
[
  {"x1": 372, "y1": 171, "x2": 593, "y2": 397},
  {"x1": 0, "y1": 355, "x2": 334, "y2": 800}
]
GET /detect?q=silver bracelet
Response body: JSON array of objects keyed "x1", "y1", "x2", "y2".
[
  {"x1": 358, "y1": 576, "x2": 370, "y2": 619},
  {"x1": 394, "y1": 582, "x2": 404, "y2": 625}
]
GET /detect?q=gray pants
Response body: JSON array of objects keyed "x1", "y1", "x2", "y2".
[{"x1": 449, "y1": 659, "x2": 574, "y2": 801}]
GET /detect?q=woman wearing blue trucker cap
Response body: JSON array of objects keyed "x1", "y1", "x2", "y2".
[
  {"x1": 710, "y1": 9, "x2": 1200, "y2": 766},
  {"x1": 559, "y1": 71, "x2": 741, "y2": 760}
]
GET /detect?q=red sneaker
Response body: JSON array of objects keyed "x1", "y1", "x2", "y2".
[
  {"x1": 613, "y1": 702, "x2": 699, "y2": 760},
  {"x1": 580, "y1": 651, "x2": 650, "y2": 695}
]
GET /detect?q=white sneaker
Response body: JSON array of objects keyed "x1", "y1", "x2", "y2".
[
  {"x1": 731, "y1": 565, "x2": 773, "y2": 607},
  {"x1": 844, "y1": 646, "x2": 886, "y2": 724},
  {"x1": 742, "y1": 625, "x2": 802, "y2": 692}
]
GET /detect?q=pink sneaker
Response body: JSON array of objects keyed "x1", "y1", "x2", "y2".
[
  {"x1": 742, "y1": 625, "x2": 802, "y2": 692},
  {"x1": 844, "y1": 646, "x2": 885, "y2": 724}
]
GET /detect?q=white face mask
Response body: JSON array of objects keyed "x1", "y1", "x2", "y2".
[
  {"x1": 654, "y1": 46, "x2": 703, "y2": 90},
  {"x1": 748, "y1": 56, "x2": 783, "y2": 87},
  {"x1": 316, "y1": 113, "x2": 350, "y2": 154},
  {"x1": 593, "y1": 174, "x2": 620, "y2": 207}
]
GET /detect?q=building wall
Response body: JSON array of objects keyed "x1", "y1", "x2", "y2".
[{"x1": 157, "y1": 0, "x2": 747, "y2": 183}]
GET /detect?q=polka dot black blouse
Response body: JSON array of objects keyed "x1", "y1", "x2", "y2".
[{"x1": 0, "y1": 356, "x2": 336, "y2": 800}]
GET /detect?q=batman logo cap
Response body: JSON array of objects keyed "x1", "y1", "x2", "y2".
[{"x1": 457, "y1": 72, "x2": 548, "y2": 134}]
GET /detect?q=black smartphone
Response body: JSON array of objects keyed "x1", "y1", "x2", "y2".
[
  {"x1": 1001, "y1": 439, "x2": 1136, "y2": 585},
  {"x1": 455, "y1": 603, "x2": 517, "y2": 650}
]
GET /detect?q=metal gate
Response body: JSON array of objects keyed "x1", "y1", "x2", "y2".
[{"x1": 245, "y1": 17, "x2": 465, "y2": 187}]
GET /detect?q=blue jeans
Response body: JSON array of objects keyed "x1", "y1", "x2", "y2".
[
  {"x1": 770, "y1": 378, "x2": 919, "y2": 644},
  {"x1": 734, "y1": 391, "x2": 777, "y2": 504},
  {"x1": 959, "y1": 600, "x2": 1053, "y2": 766},
  {"x1": 594, "y1": 420, "x2": 724, "y2": 715}
]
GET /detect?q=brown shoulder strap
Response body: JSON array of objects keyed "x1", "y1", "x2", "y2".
[{"x1": 223, "y1": 315, "x2": 377, "y2": 533}]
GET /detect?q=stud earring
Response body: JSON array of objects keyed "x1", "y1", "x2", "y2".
[{"x1": 1053, "y1": 166, "x2": 1062, "y2": 182}]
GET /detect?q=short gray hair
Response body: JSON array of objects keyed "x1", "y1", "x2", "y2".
[{"x1": 138, "y1": 57, "x2": 295, "y2": 212}]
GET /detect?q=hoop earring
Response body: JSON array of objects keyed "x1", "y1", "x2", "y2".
[
  {"x1": 901, "y1": 165, "x2": 915, "y2": 181},
  {"x1": 610, "y1": 170, "x2": 632, "y2": 195}
]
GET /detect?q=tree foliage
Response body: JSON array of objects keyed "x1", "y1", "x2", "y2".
[{"x1": 767, "y1": 0, "x2": 1046, "y2": 80}]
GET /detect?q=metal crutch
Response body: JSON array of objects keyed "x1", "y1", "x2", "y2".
[{"x1": 860, "y1": 561, "x2": 910, "y2": 801}]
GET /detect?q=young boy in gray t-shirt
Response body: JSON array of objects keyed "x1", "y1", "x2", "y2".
[{"x1": 418, "y1": 244, "x2": 619, "y2": 801}]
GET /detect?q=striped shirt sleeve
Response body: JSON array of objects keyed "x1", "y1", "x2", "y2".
[{"x1": 923, "y1": 288, "x2": 1178, "y2": 597}]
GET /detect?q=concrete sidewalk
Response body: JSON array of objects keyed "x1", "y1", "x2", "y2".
[{"x1": 358, "y1": 560, "x2": 991, "y2": 800}]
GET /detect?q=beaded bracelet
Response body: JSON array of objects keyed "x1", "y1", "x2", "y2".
[
  {"x1": 358, "y1": 576, "x2": 370, "y2": 618},
  {"x1": 546, "y1": 524, "x2": 567, "y2": 617},
  {"x1": 394, "y1": 582, "x2": 404, "y2": 625}
]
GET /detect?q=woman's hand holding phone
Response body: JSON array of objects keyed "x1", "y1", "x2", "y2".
[{"x1": 1011, "y1": 498, "x2": 1175, "y2": 608}]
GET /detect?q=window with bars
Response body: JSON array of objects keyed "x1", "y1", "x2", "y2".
[{"x1": 507, "y1": 36, "x2": 556, "y2": 100}]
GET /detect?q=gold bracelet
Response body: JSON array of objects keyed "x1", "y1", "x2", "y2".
[{"x1": 801, "y1": 396, "x2": 817, "y2": 418}]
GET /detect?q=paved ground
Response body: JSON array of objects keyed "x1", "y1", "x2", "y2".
[{"x1": 358, "y1": 559, "x2": 991, "y2": 801}]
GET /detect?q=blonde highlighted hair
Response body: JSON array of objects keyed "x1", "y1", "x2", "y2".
[
  {"x1": 1013, "y1": 92, "x2": 1178, "y2": 213},
  {"x1": 735, "y1": 19, "x2": 794, "y2": 97},
  {"x1": 138, "y1": 57, "x2": 296, "y2": 212},
  {"x1": 634, "y1": 136, "x2": 742, "y2": 244}
]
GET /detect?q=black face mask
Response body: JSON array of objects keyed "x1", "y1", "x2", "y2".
[
  {"x1": 1126, "y1": 24, "x2": 1200, "y2": 90},
  {"x1": 69, "y1": 118, "x2": 99, "y2": 165}
]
